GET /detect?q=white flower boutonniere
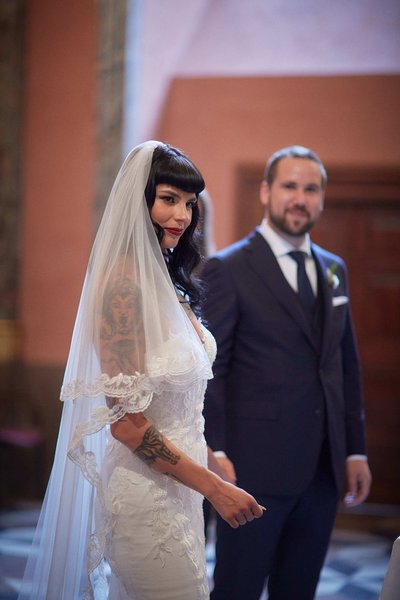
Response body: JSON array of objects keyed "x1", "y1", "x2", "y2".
[{"x1": 327, "y1": 262, "x2": 340, "y2": 289}]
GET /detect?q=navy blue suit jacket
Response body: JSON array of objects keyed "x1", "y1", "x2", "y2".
[{"x1": 202, "y1": 229, "x2": 367, "y2": 497}]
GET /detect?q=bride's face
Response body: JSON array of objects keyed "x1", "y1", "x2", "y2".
[{"x1": 151, "y1": 184, "x2": 197, "y2": 249}]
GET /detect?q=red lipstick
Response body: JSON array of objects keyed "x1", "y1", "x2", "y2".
[{"x1": 165, "y1": 228, "x2": 184, "y2": 236}]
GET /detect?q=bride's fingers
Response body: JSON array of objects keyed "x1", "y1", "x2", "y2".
[
  {"x1": 228, "y1": 504, "x2": 267, "y2": 528},
  {"x1": 242, "y1": 508, "x2": 256, "y2": 522},
  {"x1": 258, "y1": 504, "x2": 267, "y2": 516},
  {"x1": 229, "y1": 517, "x2": 240, "y2": 529},
  {"x1": 247, "y1": 503, "x2": 266, "y2": 519}
]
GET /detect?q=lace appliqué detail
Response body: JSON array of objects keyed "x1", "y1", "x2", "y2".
[
  {"x1": 148, "y1": 478, "x2": 208, "y2": 599},
  {"x1": 146, "y1": 332, "x2": 213, "y2": 391},
  {"x1": 60, "y1": 332, "x2": 213, "y2": 403},
  {"x1": 66, "y1": 373, "x2": 155, "y2": 485},
  {"x1": 61, "y1": 371, "x2": 154, "y2": 404},
  {"x1": 64, "y1": 374, "x2": 155, "y2": 598},
  {"x1": 67, "y1": 434, "x2": 112, "y2": 597}
]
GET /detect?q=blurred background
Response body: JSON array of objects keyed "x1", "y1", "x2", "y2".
[{"x1": 0, "y1": 0, "x2": 399, "y2": 597}]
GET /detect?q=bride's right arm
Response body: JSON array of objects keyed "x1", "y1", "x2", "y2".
[
  {"x1": 111, "y1": 413, "x2": 265, "y2": 528},
  {"x1": 99, "y1": 267, "x2": 265, "y2": 527}
]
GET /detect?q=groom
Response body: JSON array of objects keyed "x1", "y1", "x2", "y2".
[{"x1": 202, "y1": 145, "x2": 372, "y2": 600}]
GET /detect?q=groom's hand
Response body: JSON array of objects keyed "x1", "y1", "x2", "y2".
[{"x1": 216, "y1": 455, "x2": 237, "y2": 484}]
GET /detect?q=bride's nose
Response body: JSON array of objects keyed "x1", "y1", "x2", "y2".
[{"x1": 174, "y1": 201, "x2": 191, "y2": 223}]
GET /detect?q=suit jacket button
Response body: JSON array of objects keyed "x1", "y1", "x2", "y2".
[{"x1": 314, "y1": 408, "x2": 322, "y2": 416}]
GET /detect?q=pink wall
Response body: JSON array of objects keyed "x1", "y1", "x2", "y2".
[
  {"x1": 156, "y1": 75, "x2": 400, "y2": 249},
  {"x1": 20, "y1": 0, "x2": 97, "y2": 365},
  {"x1": 19, "y1": 5, "x2": 400, "y2": 368}
]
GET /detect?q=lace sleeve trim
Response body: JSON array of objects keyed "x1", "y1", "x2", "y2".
[
  {"x1": 61, "y1": 340, "x2": 213, "y2": 403},
  {"x1": 65, "y1": 373, "x2": 154, "y2": 487},
  {"x1": 60, "y1": 371, "x2": 154, "y2": 403}
]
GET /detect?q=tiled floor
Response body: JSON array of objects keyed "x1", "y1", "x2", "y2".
[{"x1": 0, "y1": 503, "x2": 397, "y2": 599}]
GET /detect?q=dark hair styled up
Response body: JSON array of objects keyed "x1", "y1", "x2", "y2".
[
  {"x1": 264, "y1": 145, "x2": 328, "y2": 189},
  {"x1": 145, "y1": 143, "x2": 205, "y2": 312}
]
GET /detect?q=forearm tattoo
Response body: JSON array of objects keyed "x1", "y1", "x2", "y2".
[{"x1": 134, "y1": 425, "x2": 181, "y2": 466}]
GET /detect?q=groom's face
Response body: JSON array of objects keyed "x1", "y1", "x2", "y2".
[{"x1": 261, "y1": 157, "x2": 325, "y2": 238}]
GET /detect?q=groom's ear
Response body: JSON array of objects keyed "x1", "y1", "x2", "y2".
[{"x1": 259, "y1": 180, "x2": 270, "y2": 210}]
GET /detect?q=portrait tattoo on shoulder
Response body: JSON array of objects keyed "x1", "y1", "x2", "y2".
[
  {"x1": 134, "y1": 425, "x2": 181, "y2": 466},
  {"x1": 100, "y1": 273, "x2": 145, "y2": 374}
]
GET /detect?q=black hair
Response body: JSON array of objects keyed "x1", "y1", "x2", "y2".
[{"x1": 145, "y1": 144, "x2": 205, "y2": 313}]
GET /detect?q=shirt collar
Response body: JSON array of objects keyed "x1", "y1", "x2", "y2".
[{"x1": 259, "y1": 219, "x2": 312, "y2": 258}]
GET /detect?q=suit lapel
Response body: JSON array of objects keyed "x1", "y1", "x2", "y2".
[{"x1": 245, "y1": 231, "x2": 318, "y2": 350}]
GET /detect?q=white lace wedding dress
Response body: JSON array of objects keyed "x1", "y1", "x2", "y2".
[{"x1": 101, "y1": 326, "x2": 216, "y2": 600}]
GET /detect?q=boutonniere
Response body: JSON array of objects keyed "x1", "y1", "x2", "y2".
[{"x1": 326, "y1": 262, "x2": 340, "y2": 289}]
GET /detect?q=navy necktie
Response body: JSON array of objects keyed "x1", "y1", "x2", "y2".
[{"x1": 288, "y1": 251, "x2": 315, "y2": 313}]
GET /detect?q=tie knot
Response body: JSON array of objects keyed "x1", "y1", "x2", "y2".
[{"x1": 288, "y1": 250, "x2": 307, "y2": 266}]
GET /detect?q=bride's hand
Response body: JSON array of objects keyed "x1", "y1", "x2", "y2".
[{"x1": 207, "y1": 480, "x2": 265, "y2": 528}]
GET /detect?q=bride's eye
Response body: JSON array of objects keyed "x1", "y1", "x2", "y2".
[{"x1": 160, "y1": 195, "x2": 175, "y2": 204}]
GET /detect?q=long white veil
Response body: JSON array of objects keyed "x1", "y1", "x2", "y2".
[{"x1": 18, "y1": 141, "x2": 212, "y2": 599}]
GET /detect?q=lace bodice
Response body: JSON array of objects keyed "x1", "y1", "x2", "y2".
[
  {"x1": 202, "y1": 323, "x2": 218, "y2": 364},
  {"x1": 144, "y1": 325, "x2": 216, "y2": 453}
]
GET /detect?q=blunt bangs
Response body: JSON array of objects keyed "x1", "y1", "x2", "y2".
[{"x1": 155, "y1": 153, "x2": 205, "y2": 195}]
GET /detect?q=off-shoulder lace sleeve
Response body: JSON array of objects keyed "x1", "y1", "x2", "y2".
[{"x1": 61, "y1": 371, "x2": 154, "y2": 407}]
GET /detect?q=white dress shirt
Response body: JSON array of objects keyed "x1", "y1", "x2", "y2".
[{"x1": 258, "y1": 219, "x2": 317, "y2": 296}]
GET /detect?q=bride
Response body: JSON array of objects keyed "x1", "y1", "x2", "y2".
[{"x1": 19, "y1": 141, "x2": 264, "y2": 599}]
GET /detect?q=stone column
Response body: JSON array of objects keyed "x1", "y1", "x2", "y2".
[{"x1": 94, "y1": 0, "x2": 128, "y2": 229}]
